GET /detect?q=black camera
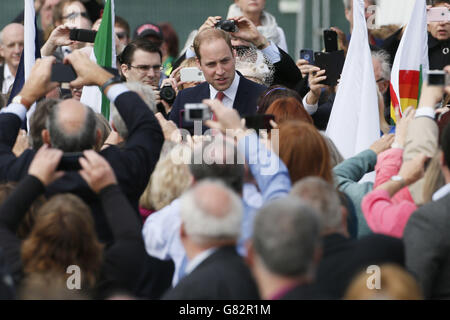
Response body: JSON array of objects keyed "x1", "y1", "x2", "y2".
[
  {"x1": 160, "y1": 84, "x2": 176, "y2": 105},
  {"x1": 215, "y1": 19, "x2": 238, "y2": 33}
]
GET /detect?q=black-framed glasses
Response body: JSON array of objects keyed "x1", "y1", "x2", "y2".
[
  {"x1": 128, "y1": 64, "x2": 162, "y2": 73},
  {"x1": 376, "y1": 78, "x2": 385, "y2": 83}
]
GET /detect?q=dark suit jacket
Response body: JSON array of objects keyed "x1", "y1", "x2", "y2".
[
  {"x1": 404, "y1": 193, "x2": 450, "y2": 299},
  {"x1": 161, "y1": 246, "x2": 260, "y2": 300},
  {"x1": 315, "y1": 233, "x2": 405, "y2": 299},
  {"x1": 0, "y1": 65, "x2": 4, "y2": 94},
  {"x1": 169, "y1": 73, "x2": 266, "y2": 132},
  {"x1": 0, "y1": 90, "x2": 163, "y2": 242}
]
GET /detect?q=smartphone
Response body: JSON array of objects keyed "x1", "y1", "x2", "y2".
[
  {"x1": 427, "y1": 7, "x2": 450, "y2": 23},
  {"x1": 427, "y1": 70, "x2": 446, "y2": 86},
  {"x1": 51, "y1": 63, "x2": 77, "y2": 83},
  {"x1": 300, "y1": 49, "x2": 315, "y2": 65},
  {"x1": 314, "y1": 51, "x2": 345, "y2": 86},
  {"x1": 180, "y1": 67, "x2": 205, "y2": 82},
  {"x1": 57, "y1": 152, "x2": 83, "y2": 171},
  {"x1": 244, "y1": 114, "x2": 275, "y2": 131},
  {"x1": 184, "y1": 103, "x2": 212, "y2": 122},
  {"x1": 69, "y1": 29, "x2": 97, "y2": 43},
  {"x1": 51, "y1": 63, "x2": 120, "y2": 83},
  {"x1": 323, "y1": 29, "x2": 338, "y2": 52}
]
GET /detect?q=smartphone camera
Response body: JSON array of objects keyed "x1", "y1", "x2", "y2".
[
  {"x1": 427, "y1": 70, "x2": 446, "y2": 86},
  {"x1": 184, "y1": 103, "x2": 212, "y2": 122}
]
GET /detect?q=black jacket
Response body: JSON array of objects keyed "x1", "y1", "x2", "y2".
[
  {"x1": 0, "y1": 90, "x2": 163, "y2": 243},
  {"x1": 162, "y1": 246, "x2": 260, "y2": 300}
]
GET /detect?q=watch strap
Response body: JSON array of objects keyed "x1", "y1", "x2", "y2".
[{"x1": 100, "y1": 76, "x2": 122, "y2": 95}]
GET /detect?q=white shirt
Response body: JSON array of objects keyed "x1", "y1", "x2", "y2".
[
  {"x1": 209, "y1": 72, "x2": 240, "y2": 109},
  {"x1": 302, "y1": 94, "x2": 319, "y2": 115},
  {"x1": 432, "y1": 183, "x2": 450, "y2": 202},
  {"x1": 185, "y1": 248, "x2": 218, "y2": 275},
  {"x1": 2, "y1": 64, "x2": 15, "y2": 95}
]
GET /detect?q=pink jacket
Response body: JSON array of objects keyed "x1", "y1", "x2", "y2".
[{"x1": 362, "y1": 148, "x2": 417, "y2": 238}]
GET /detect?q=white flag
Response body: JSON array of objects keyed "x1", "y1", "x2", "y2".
[{"x1": 325, "y1": 0, "x2": 380, "y2": 159}]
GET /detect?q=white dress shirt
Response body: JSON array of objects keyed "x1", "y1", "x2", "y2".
[
  {"x1": 209, "y1": 72, "x2": 240, "y2": 109},
  {"x1": 2, "y1": 64, "x2": 15, "y2": 95},
  {"x1": 184, "y1": 248, "x2": 218, "y2": 275}
]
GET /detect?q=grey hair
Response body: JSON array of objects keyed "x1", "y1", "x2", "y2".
[
  {"x1": 180, "y1": 179, "x2": 243, "y2": 245},
  {"x1": 188, "y1": 139, "x2": 245, "y2": 194},
  {"x1": 371, "y1": 49, "x2": 391, "y2": 81},
  {"x1": 111, "y1": 81, "x2": 156, "y2": 139},
  {"x1": 290, "y1": 177, "x2": 342, "y2": 233},
  {"x1": 253, "y1": 196, "x2": 321, "y2": 277},
  {"x1": 46, "y1": 103, "x2": 97, "y2": 152}
]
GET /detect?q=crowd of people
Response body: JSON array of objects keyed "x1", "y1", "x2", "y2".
[{"x1": 0, "y1": 0, "x2": 449, "y2": 300}]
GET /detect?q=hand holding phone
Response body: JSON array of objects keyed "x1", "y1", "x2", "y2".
[
  {"x1": 314, "y1": 51, "x2": 345, "y2": 86},
  {"x1": 300, "y1": 49, "x2": 315, "y2": 65}
]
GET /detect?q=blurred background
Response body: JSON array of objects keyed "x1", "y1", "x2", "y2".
[{"x1": 0, "y1": 0, "x2": 418, "y2": 58}]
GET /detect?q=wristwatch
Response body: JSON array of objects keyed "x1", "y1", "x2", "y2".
[
  {"x1": 12, "y1": 95, "x2": 33, "y2": 109},
  {"x1": 390, "y1": 175, "x2": 405, "y2": 187},
  {"x1": 100, "y1": 76, "x2": 122, "y2": 95}
]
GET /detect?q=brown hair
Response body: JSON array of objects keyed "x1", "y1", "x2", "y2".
[
  {"x1": 277, "y1": 121, "x2": 333, "y2": 184},
  {"x1": 344, "y1": 264, "x2": 423, "y2": 300},
  {"x1": 256, "y1": 85, "x2": 303, "y2": 114},
  {"x1": 265, "y1": 97, "x2": 313, "y2": 125},
  {"x1": 193, "y1": 28, "x2": 233, "y2": 62},
  {"x1": 21, "y1": 194, "x2": 103, "y2": 289},
  {"x1": 160, "y1": 22, "x2": 179, "y2": 58}
]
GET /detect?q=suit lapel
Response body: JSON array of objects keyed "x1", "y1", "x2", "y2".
[{"x1": 233, "y1": 76, "x2": 252, "y2": 116}]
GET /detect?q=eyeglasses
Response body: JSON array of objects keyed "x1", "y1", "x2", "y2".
[
  {"x1": 116, "y1": 32, "x2": 128, "y2": 40},
  {"x1": 128, "y1": 64, "x2": 162, "y2": 73},
  {"x1": 376, "y1": 78, "x2": 385, "y2": 83}
]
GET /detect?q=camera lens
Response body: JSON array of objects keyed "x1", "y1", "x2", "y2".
[{"x1": 160, "y1": 85, "x2": 176, "y2": 105}]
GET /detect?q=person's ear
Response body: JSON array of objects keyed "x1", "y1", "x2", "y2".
[
  {"x1": 41, "y1": 129, "x2": 51, "y2": 146},
  {"x1": 120, "y1": 63, "x2": 129, "y2": 79}
]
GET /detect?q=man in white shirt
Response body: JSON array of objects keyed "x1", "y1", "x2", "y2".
[{"x1": 0, "y1": 23, "x2": 24, "y2": 94}]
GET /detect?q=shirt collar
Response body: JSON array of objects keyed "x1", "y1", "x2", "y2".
[
  {"x1": 185, "y1": 247, "x2": 217, "y2": 275},
  {"x1": 3, "y1": 64, "x2": 13, "y2": 80},
  {"x1": 432, "y1": 183, "x2": 450, "y2": 202},
  {"x1": 209, "y1": 72, "x2": 240, "y2": 101}
]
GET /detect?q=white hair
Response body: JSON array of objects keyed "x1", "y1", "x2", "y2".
[
  {"x1": 111, "y1": 81, "x2": 156, "y2": 139},
  {"x1": 371, "y1": 49, "x2": 391, "y2": 81},
  {"x1": 180, "y1": 179, "x2": 243, "y2": 245}
]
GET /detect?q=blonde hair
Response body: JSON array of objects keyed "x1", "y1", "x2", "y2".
[
  {"x1": 139, "y1": 144, "x2": 193, "y2": 211},
  {"x1": 344, "y1": 264, "x2": 423, "y2": 300}
]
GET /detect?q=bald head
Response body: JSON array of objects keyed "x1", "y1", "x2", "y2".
[
  {"x1": 0, "y1": 23, "x2": 24, "y2": 73},
  {"x1": 180, "y1": 180, "x2": 243, "y2": 245},
  {"x1": 46, "y1": 100, "x2": 97, "y2": 152}
]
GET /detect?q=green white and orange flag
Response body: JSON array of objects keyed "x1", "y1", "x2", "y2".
[
  {"x1": 80, "y1": 0, "x2": 116, "y2": 120},
  {"x1": 390, "y1": 0, "x2": 429, "y2": 122}
]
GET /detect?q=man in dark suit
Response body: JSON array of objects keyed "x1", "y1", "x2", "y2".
[
  {"x1": 246, "y1": 196, "x2": 324, "y2": 300},
  {"x1": 403, "y1": 121, "x2": 450, "y2": 299},
  {"x1": 162, "y1": 180, "x2": 259, "y2": 300},
  {"x1": 169, "y1": 27, "x2": 266, "y2": 132},
  {"x1": 291, "y1": 177, "x2": 405, "y2": 299},
  {"x1": 0, "y1": 51, "x2": 163, "y2": 243}
]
